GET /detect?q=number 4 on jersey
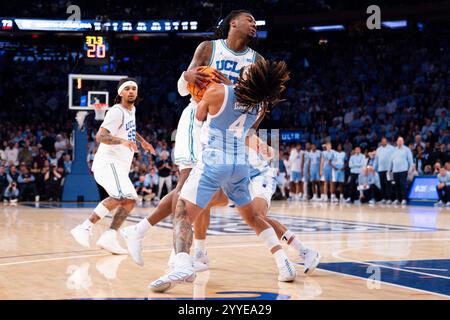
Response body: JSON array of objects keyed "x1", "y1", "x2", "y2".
[{"x1": 228, "y1": 114, "x2": 247, "y2": 138}]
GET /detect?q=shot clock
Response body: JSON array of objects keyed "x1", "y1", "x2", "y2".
[{"x1": 83, "y1": 34, "x2": 109, "y2": 65}]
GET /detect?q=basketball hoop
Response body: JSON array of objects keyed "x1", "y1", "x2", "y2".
[{"x1": 93, "y1": 103, "x2": 108, "y2": 121}]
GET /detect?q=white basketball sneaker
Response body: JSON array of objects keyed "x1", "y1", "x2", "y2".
[
  {"x1": 168, "y1": 249, "x2": 209, "y2": 272},
  {"x1": 301, "y1": 249, "x2": 321, "y2": 275},
  {"x1": 70, "y1": 224, "x2": 92, "y2": 248},
  {"x1": 96, "y1": 229, "x2": 128, "y2": 255},
  {"x1": 278, "y1": 259, "x2": 297, "y2": 282},
  {"x1": 168, "y1": 249, "x2": 176, "y2": 269},
  {"x1": 120, "y1": 225, "x2": 145, "y2": 266},
  {"x1": 194, "y1": 250, "x2": 210, "y2": 272},
  {"x1": 149, "y1": 253, "x2": 196, "y2": 293}
]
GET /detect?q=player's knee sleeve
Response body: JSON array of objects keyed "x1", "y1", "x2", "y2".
[
  {"x1": 94, "y1": 202, "x2": 110, "y2": 219},
  {"x1": 258, "y1": 227, "x2": 280, "y2": 251}
]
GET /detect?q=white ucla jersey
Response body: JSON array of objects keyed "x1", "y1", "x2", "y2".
[
  {"x1": 289, "y1": 149, "x2": 303, "y2": 172},
  {"x1": 92, "y1": 104, "x2": 136, "y2": 172},
  {"x1": 209, "y1": 39, "x2": 257, "y2": 84}
]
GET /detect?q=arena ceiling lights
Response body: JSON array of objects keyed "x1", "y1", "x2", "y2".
[
  {"x1": 381, "y1": 20, "x2": 408, "y2": 29},
  {"x1": 309, "y1": 25, "x2": 345, "y2": 32}
]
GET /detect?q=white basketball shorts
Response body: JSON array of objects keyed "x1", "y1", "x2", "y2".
[
  {"x1": 174, "y1": 102, "x2": 201, "y2": 170},
  {"x1": 93, "y1": 163, "x2": 138, "y2": 200}
]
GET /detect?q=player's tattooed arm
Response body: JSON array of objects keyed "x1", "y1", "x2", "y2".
[
  {"x1": 183, "y1": 41, "x2": 213, "y2": 89},
  {"x1": 96, "y1": 127, "x2": 138, "y2": 152},
  {"x1": 96, "y1": 127, "x2": 124, "y2": 145},
  {"x1": 187, "y1": 41, "x2": 213, "y2": 69},
  {"x1": 136, "y1": 132, "x2": 156, "y2": 155}
]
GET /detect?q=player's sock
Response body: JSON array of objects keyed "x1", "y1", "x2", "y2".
[
  {"x1": 92, "y1": 202, "x2": 110, "y2": 220},
  {"x1": 194, "y1": 239, "x2": 206, "y2": 255},
  {"x1": 136, "y1": 218, "x2": 152, "y2": 236},
  {"x1": 81, "y1": 219, "x2": 94, "y2": 230},
  {"x1": 273, "y1": 249, "x2": 291, "y2": 269},
  {"x1": 281, "y1": 230, "x2": 307, "y2": 252}
]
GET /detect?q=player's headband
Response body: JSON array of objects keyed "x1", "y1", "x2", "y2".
[{"x1": 117, "y1": 81, "x2": 138, "y2": 95}]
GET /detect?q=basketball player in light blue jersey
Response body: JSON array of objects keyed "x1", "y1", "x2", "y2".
[
  {"x1": 320, "y1": 142, "x2": 334, "y2": 202},
  {"x1": 331, "y1": 143, "x2": 347, "y2": 202},
  {"x1": 308, "y1": 144, "x2": 322, "y2": 201},
  {"x1": 301, "y1": 142, "x2": 311, "y2": 200},
  {"x1": 149, "y1": 60, "x2": 299, "y2": 293},
  {"x1": 121, "y1": 10, "x2": 264, "y2": 269}
]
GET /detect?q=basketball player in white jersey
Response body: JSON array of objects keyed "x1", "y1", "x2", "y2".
[
  {"x1": 70, "y1": 78, "x2": 155, "y2": 253},
  {"x1": 121, "y1": 10, "x2": 265, "y2": 267}
]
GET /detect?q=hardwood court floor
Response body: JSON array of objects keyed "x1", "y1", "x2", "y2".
[{"x1": 0, "y1": 201, "x2": 449, "y2": 300}]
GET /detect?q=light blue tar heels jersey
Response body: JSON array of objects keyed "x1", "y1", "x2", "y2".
[
  {"x1": 309, "y1": 151, "x2": 322, "y2": 169},
  {"x1": 201, "y1": 84, "x2": 259, "y2": 165},
  {"x1": 322, "y1": 150, "x2": 334, "y2": 169},
  {"x1": 209, "y1": 39, "x2": 257, "y2": 84},
  {"x1": 303, "y1": 151, "x2": 311, "y2": 172},
  {"x1": 332, "y1": 151, "x2": 346, "y2": 169}
]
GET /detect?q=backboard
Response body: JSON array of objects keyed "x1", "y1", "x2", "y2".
[{"x1": 68, "y1": 74, "x2": 128, "y2": 110}]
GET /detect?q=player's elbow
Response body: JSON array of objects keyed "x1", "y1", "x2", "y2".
[{"x1": 95, "y1": 132, "x2": 102, "y2": 144}]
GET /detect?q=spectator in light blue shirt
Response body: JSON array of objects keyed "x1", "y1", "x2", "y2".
[
  {"x1": 347, "y1": 147, "x2": 366, "y2": 202},
  {"x1": 358, "y1": 166, "x2": 381, "y2": 204},
  {"x1": 374, "y1": 137, "x2": 395, "y2": 203},
  {"x1": 389, "y1": 137, "x2": 413, "y2": 205},
  {"x1": 435, "y1": 168, "x2": 450, "y2": 206}
]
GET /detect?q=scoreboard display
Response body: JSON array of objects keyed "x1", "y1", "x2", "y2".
[{"x1": 83, "y1": 35, "x2": 109, "y2": 65}]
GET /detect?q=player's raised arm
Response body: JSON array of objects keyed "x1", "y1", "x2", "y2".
[
  {"x1": 195, "y1": 84, "x2": 225, "y2": 121},
  {"x1": 178, "y1": 41, "x2": 213, "y2": 95}
]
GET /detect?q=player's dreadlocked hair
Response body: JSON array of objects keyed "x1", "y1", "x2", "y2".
[
  {"x1": 212, "y1": 10, "x2": 251, "y2": 39},
  {"x1": 210, "y1": 10, "x2": 257, "y2": 47},
  {"x1": 234, "y1": 59, "x2": 290, "y2": 114}
]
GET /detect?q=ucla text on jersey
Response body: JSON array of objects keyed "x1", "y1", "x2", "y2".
[{"x1": 209, "y1": 39, "x2": 257, "y2": 84}]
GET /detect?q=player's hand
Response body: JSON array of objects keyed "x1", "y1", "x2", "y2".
[
  {"x1": 260, "y1": 145, "x2": 275, "y2": 161},
  {"x1": 211, "y1": 70, "x2": 233, "y2": 86},
  {"x1": 141, "y1": 141, "x2": 156, "y2": 155},
  {"x1": 122, "y1": 140, "x2": 138, "y2": 153},
  {"x1": 184, "y1": 67, "x2": 211, "y2": 89}
]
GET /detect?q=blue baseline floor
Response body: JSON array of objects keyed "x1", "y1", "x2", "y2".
[{"x1": 318, "y1": 259, "x2": 450, "y2": 297}]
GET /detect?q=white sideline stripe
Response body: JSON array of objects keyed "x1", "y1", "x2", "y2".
[{"x1": 0, "y1": 237, "x2": 449, "y2": 267}]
